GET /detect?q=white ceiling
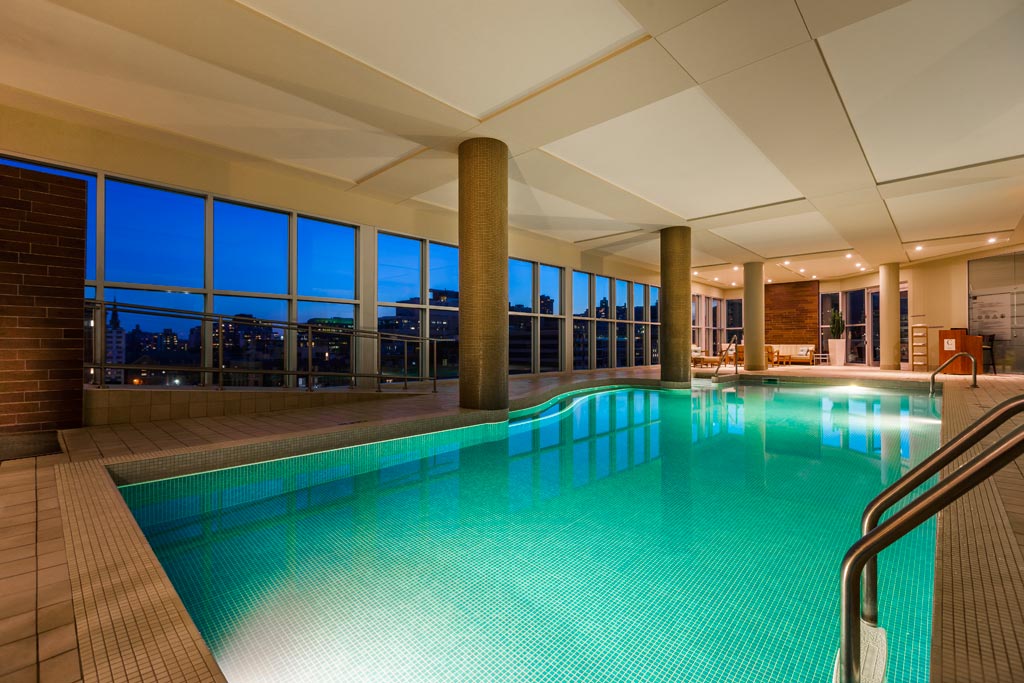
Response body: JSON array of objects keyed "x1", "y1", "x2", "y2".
[
  {"x1": 2, "y1": 0, "x2": 1023, "y2": 277},
  {"x1": 236, "y1": 0, "x2": 645, "y2": 118}
]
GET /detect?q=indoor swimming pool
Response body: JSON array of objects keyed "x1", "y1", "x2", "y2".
[{"x1": 121, "y1": 383, "x2": 942, "y2": 682}]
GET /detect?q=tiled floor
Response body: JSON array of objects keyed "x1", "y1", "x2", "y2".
[{"x1": 4, "y1": 366, "x2": 1024, "y2": 682}]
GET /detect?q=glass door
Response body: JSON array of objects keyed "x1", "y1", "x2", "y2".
[{"x1": 869, "y1": 288, "x2": 880, "y2": 367}]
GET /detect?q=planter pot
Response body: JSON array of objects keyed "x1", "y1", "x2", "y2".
[{"x1": 828, "y1": 338, "x2": 846, "y2": 366}]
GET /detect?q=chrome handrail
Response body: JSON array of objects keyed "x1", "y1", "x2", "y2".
[
  {"x1": 713, "y1": 335, "x2": 739, "y2": 377},
  {"x1": 838, "y1": 424, "x2": 1024, "y2": 683},
  {"x1": 87, "y1": 299, "x2": 450, "y2": 392},
  {"x1": 929, "y1": 351, "x2": 977, "y2": 395},
  {"x1": 858, "y1": 394, "x2": 1024, "y2": 626}
]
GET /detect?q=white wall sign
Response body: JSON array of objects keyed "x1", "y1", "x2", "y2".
[
  {"x1": 970, "y1": 293, "x2": 1012, "y2": 340},
  {"x1": 943, "y1": 338, "x2": 957, "y2": 351}
]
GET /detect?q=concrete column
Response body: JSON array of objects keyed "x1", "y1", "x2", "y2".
[
  {"x1": 879, "y1": 262, "x2": 901, "y2": 370},
  {"x1": 458, "y1": 138, "x2": 509, "y2": 410},
  {"x1": 660, "y1": 226, "x2": 691, "y2": 388},
  {"x1": 743, "y1": 262, "x2": 765, "y2": 371}
]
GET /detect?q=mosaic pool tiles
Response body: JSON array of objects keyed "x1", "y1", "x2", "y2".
[{"x1": 124, "y1": 385, "x2": 940, "y2": 682}]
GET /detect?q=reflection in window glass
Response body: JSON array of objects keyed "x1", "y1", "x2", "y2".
[
  {"x1": 846, "y1": 290, "x2": 866, "y2": 325},
  {"x1": 634, "y1": 324, "x2": 646, "y2": 365},
  {"x1": 615, "y1": 280, "x2": 629, "y2": 319},
  {"x1": 378, "y1": 234, "x2": 422, "y2": 304},
  {"x1": 103, "y1": 288, "x2": 204, "y2": 385},
  {"x1": 650, "y1": 286, "x2": 659, "y2": 322},
  {"x1": 634, "y1": 283, "x2": 646, "y2": 321},
  {"x1": 298, "y1": 217, "x2": 355, "y2": 299},
  {"x1": 106, "y1": 180, "x2": 205, "y2": 288},
  {"x1": 213, "y1": 295, "x2": 288, "y2": 387},
  {"x1": 297, "y1": 301, "x2": 354, "y2": 388},
  {"x1": 539, "y1": 265, "x2": 561, "y2": 315},
  {"x1": 595, "y1": 277, "x2": 610, "y2": 319},
  {"x1": 652, "y1": 325, "x2": 660, "y2": 364},
  {"x1": 596, "y1": 321, "x2": 610, "y2": 368},
  {"x1": 573, "y1": 320, "x2": 589, "y2": 370},
  {"x1": 214, "y1": 201, "x2": 288, "y2": 294},
  {"x1": 509, "y1": 259, "x2": 533, "y2": 312},
  {"x1": 429, "y1": 243, "x2": 459, "y2": 306},
  {"x1": 509, "y1": 315, "x2": 533, "y2": 374},
  {"x1": 573, "y1": 271, "x2": 591, "y2": 317},
  {"x1": 430, "y1": 309, "x2": 459, "y2": 378},
  {"x1": 539, "y1": 318, "x2": 560, "y2": 372},
  {"x1": 616, "y1": 322, "x2": 629, "y2": 367},
  {"x1": 1, "y1": 158, "x2": 97, "y2": 281},
  {"x1": 378, "y1": 307, "x2": 422, "y2": 377}
]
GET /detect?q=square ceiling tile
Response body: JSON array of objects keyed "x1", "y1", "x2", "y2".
[
  {"x1": 542, "y1": 88, "x2": 802, "y2": 218},
  {"x1": 820, "y1": 0, "x2": 1024, "y2": 181}
]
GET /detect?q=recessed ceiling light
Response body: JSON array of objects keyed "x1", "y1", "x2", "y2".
[
  {"x1": 988, "y1": 237, "x2": 997, "y2": 243},
  {"x1": 732, "y1": 266, "x2": 739, "y2": 271},
  {"x1": 860, "y1": 267, "x2": 866, "y2": 271},
  {"x1": 855, "y1": 263, "x2": 861, "y2": 267},
  {"x1": 693, "y1": 270, "x2": 698, "y2": 275},
  {"x1": 915, "y1": 246, "x2": 923, "y2": 251},
  {"x1": 783, "y1": 260, "x2": 791, "y2": 265},
  {"x1": 713, "y1": 277, "x2": 719, "y2": 281},
  {"x1": 812, "y1": 275, "x2": 817, "y2": 279},
  {"x1": 845, "y1": 254, "x2": 852, "y2": 259},
  {"x1": 730, "y1": 281, "x2": 736, "y2": 286},
  {"x1": 799, "y1": 268, "x2": 805, "y2": 273},
  {"x1": 767, "y1": 279, "x2": 773, "y2": 283}
]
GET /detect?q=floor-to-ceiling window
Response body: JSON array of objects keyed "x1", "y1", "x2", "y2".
[
  {"x1": 726, "y1": 298, "x2": 743, "y2": 346},
  {"x1": 377, "y1": 232, "x2": 421, "y2": 379},
  {"x1": 508, "y1": 258, "x2": 564, "y2": 374},
  {"x1": 572, "y1": 270, "x2": 657, "y2": 371},
  {"x1": 428, "y1": 242, "x2": 459, "y2": 378}
]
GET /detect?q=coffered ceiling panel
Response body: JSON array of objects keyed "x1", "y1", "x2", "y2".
[
  {"x1": 820, "y1": 0, "x2": 1024, "y2": 181},
  {"x1": 795, "y1": 0, "x2": 909, "y2": 38},
  {"x1": 542, "y1": 88, "x2": 803, "y2": 219},
  {"x1": 906, "y1": 232, "x2": 1015, "y2": 261},
  {"x1": 414, "y1": 179, "x2": 630, "y2": 242},
  {"x1": 237, "y1": 0, "x2": 644, "y2": 118},
  {"x1": 710, "y1": 211, "x2": 851, "y2": 258},
  {"x1": 0, "y1": 0, "x2": 420, "y2": 183},
  {"x1": 886, "y1": 176, "x2": 1024, "y2": 242},
  {"x1": 617, "y1": 0, "x2": 727, "y2": 36},
  {"x1": 658, "y1": 0, "x2": 809, "y2": 83}
]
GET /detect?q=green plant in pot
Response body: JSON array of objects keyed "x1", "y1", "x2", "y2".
[{"x1": 827, "y1": 308, "x2": 846, "y2": 366}]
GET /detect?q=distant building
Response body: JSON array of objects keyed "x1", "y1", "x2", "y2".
[{"x1": 105, "y1": 303, "x2": 125, "y2": 384}]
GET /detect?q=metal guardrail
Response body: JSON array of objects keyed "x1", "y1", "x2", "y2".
[
  {"x1": 713, "y1": 335, "x2": 739, "y2": 377},
  {"x1": 85, "y1": 299, "x2": 452, "y2": 393},
  {"x1": 929, "y1": 351, "x2": 977, "y2": 395}
]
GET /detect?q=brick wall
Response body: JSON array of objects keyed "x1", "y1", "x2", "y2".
[
  {"x1": 765, "y1": 281, "x2": 820, "y2": 347},
  {"x1": 0, "y1": 165, "x2": 86, "y2": 432}
]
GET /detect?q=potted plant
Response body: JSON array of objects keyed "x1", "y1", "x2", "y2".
[{"x1": 827, "y1": 308, "x2": 846, "y2": 366}]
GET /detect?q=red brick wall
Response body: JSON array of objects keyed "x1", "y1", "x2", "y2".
[
  {"x1": 765, "y1": 281, "x2": 820, "y2": 347},
  {"x1": 0, "y1": 164, "x2": 86, "y2": 432}
]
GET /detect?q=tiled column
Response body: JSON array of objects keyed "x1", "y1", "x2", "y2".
[
  {"x1": 458, "y1": 138, "x2": 509, "y2": 410},
  {"x1": 743, "y1": 262, "x2": 765, "y2": 371},
  {"x1": 879, "y1": 262, "x2": 901, "y2": 370},
  {"x1": 660, "y1": 225, "x2": 691, "y2": 388}
]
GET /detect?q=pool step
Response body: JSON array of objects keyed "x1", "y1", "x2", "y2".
[{"x1": 832, "y1": 621, "x2": 887, "y2": 683}]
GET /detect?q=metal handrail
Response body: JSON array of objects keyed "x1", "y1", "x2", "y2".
[
  {"x1": 87, "y1": 299, "x2": 449, "y2": 392},
  {"x1": 858, "y1": 393, "x2": 1024, "y2": 626},
  {"x1": 929, "y1": 351, "x2": 977, "y2": 395},
  {"x1": 713, "y1": 335, "x2": 739, "y2": 377},
  {"x1": 838, "y1": 424, "x2": 1024, "y2": 683}
]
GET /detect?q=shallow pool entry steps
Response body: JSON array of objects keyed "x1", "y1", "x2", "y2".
[{"x1": 122, "y1": 384, "x2": 941, "y2": 682}]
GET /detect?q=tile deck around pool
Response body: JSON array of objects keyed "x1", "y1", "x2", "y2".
[{"x1": 1, "y1": 366, "x2": 1023, "y2": 682}]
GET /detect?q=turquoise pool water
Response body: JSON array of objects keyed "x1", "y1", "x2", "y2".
[{"x1": 122, "y1": 383, "x2": 941, "y2": 682}]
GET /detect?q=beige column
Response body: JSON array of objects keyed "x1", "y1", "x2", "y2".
[
  {"x1": 458, "y1": 138, "x2": 509, "y2": 410},
  {"x1": 879, "y1": 262, "x2": 901, "y2": 370},
  {"x1": 743, "y1": 262, "x2": 765, "y2": 371},
  {"x1": 660, "y1": 226, "x2": 692, "y2": 388}
]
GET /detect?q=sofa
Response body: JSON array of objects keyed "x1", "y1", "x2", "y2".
[{"x1": 770, "y1": 343, "x2": 816, "y2": 365}]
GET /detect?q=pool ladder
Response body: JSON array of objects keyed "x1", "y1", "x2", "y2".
[{"x1": 834, "y1": 394, "x2": 1024, "y2": 683}]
